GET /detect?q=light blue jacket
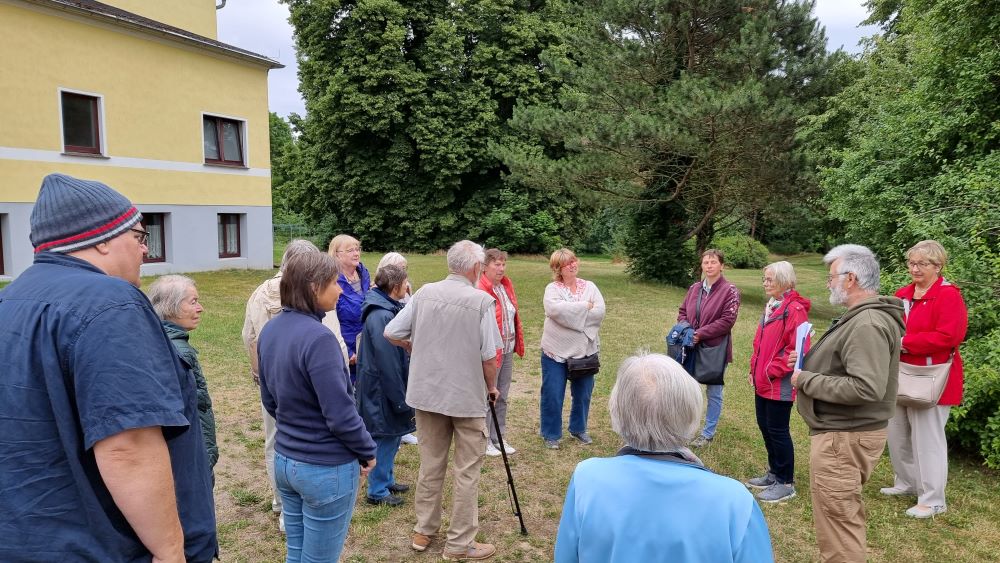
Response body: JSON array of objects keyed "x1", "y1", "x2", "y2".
[{"x1": 555, "y1": 455, "x2": 773, "y2": 563}]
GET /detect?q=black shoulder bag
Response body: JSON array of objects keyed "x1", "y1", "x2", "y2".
[{"x1": 691, "y1": 288, "x2": 728, "y2": 385}]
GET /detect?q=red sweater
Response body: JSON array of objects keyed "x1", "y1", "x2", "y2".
[
  {"x1": 749, "y1": 289, "x2": 811, "y2": 401},
  {"x1": 896, "y1": 277, "x2": 968, "y2": 405}
]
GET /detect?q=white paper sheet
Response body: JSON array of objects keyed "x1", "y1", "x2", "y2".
[{"x1": 795, "y1": 322, "x2": 813, "y2": 369}]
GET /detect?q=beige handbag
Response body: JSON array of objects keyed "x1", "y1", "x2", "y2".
[{"x1": 897, "y1": 354, "x2": 952, "y2": 409}]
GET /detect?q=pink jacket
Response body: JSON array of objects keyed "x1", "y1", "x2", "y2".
[{"x1": 749, "y1": 289, "x2": 811, "y2": 401}]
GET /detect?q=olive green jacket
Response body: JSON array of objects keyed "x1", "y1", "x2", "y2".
[
  {"x1": 163, "y1": 320, "x2": 219, "y2": 467},
  {"x1": 796, "y1": 296, "x2": 905, "y2": 435}
]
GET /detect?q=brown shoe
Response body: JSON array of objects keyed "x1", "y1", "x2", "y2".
[
  {"x1": 442, "y1": 542, "x2": 496, "y2": 561},
  {"x1": 412, "y1": 532, "x2": 433, "y2": 552}
]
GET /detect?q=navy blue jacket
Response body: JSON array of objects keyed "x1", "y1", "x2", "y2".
[
  {"x1": 258, "y1": 307, "x2": 376, "y2": 466},
  {"x1": 356, "y1": 288, "x2": 415, "y2": 438}
]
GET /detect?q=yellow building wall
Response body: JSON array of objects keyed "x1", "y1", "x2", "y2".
[
  {"x1": 104, "y1": 0, "x2": 218, "y2": 39},
  {"x1": 0, "y1": 2, "x2": 271, "y2": 205}
]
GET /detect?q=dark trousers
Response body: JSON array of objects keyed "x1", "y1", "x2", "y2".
[{"x1": 755, "y1": 395, "x2": 795, "y2": 484}]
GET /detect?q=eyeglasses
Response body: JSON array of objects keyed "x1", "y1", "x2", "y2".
[
  {"x1": 826, "y1": 272, "x2": 851, "y2": 283},
  {"x1": 337, "y1": 247, "x2": 362, "y2": 254},
  {"x1": 907, "y1": 261, "x2": 934, "y2": 269},
  {"x1": 130, "y1": 228, "x2": 149, "y2": 246}
]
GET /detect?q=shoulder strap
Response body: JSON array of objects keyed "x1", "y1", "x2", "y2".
[{"x1": 694, "y1": 286, "x2": 704, "y2": 328}]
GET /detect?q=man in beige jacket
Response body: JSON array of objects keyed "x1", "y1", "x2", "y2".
[
  {"x1": 241, "y1": 239, "x2": 349, "y2": 533},
  {"x1": 385, "y1": 240, "x2": 502, "y2": 561}
]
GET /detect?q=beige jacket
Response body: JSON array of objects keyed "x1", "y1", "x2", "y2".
[
  {"x1": 242, "y1": 272, "x2": 348, "y2": 380},
  {"x1": 541, "y1": 280, "x2": 606, "y2": 361}
]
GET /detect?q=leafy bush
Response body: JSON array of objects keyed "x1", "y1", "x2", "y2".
[
  {"x1": 947, "y1": 328, "x2": 1000, "y2": 469},
  {"x1": 477, "y1": 189, "x2": 563, "y2": 254},
  {"x1": 711, "y1": 234, "x2": 770, "y2": 269}
]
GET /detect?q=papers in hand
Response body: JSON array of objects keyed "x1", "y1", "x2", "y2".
[{"x1": 795, "y1": 322, "x2": 813, "y2": 370}]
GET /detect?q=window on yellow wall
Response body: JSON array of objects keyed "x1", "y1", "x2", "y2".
[
  {"x1": 61, "y1": 91, "x2": 103, "y2": 155},
  {"x1": 203, "y1": 115, "x2": 245, "y2": 166}
]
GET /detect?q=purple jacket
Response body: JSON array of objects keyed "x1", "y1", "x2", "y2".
[{"x1": 677, "y1": 276, "x2": 741, "y2": 363}]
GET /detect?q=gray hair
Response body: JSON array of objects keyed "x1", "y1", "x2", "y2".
[
  {"x1": 765, "y1": 260, "x2": 796, "y2": 290},
  {"x1": 148, "y1": 275, "x2": 197, "y2": 321},
  {"x1": 446, "y1": 240, "x2": 485, "y2": 274},
  {"x1": 609, "y1": 352, "x2": 703, "y2": 452},
  {"x1": 824, "y1": 244, "x2": 880, "y2": 292},
  {"x1": 280, "y1": 239, "x2": 320, "y2": 272},
  {"x1": 377, "y1": 252, "x2": 407, "y2": 275}
]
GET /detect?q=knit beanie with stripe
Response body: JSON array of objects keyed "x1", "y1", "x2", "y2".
[{"x1": 30, "y1": 173, "x2": 141, "y2": 254}]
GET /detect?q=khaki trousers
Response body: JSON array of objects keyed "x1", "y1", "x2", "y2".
[
  {"x1": 413, "y1": 410, "x2": 488, "y2": 552},
  {"x1": 809, "y1": 429, "x2": 887, "y2": 563},
  {"x1": 887, "y1": 405, "x2": 951, "y2": 507},
  {"x1": 262, "y1": 402, "x2": 281, "y2": 513}
]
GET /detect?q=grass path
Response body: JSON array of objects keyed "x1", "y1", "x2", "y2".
[{"x1": 177, "y1": 254, "x2": 998, "y2": 562}]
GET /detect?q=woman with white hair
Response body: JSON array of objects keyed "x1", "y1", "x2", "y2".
[
  {"x1": 745, "y1": 261, "x2": 810, "y2": 503},
  {"x1": 554, "y1": 353, "x2": 773, "y2": 562},
  {"x1": 148, "y1": 274, "x2": 218, "y2": 470}
]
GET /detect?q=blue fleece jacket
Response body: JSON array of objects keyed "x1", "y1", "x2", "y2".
[{"x1": 258, "y1": 308, "x2": 376, "y2": 466}]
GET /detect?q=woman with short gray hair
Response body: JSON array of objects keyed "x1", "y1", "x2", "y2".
[
  {"x1": 554, "y1": 353, "x2": 773, "y2": 562},
  {"x1": 745, "y1": 261, "x2": 811, "y2": 504},
  {"x1": 148, "y1": 274, "x2": 218, "y2": 470}
]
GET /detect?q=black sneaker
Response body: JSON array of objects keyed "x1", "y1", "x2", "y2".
[
  {"x1": 388, "y1": 483, "x2": 410, "y2": 494},
  {"x1": 366, "y1": 494, "x2": 404, "y2": 507}
]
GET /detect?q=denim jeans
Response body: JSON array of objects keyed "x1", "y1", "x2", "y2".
[
  {"x1": 274, "y1": 453, "x2": 359, "y2": 563},
  {"x1": 367, "y1": 436, "x2": 402, "y2": 500},
  {"x1": 540, "y1": 353, "x2": 595, "y2": 440},
  {"x1": 702, "y1": 384, "x2": 724, "y2": 439},
  {"x1": 754, "y1": 395, "x2": 795, "y2": 483}
]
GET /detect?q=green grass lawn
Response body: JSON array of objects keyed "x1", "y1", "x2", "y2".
[{"x1": 171, "y1": 253, "x2": 998, "y2": 562}]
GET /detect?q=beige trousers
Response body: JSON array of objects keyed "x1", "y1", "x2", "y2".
[
  {"x1": 262, "y1": 402, "x2": 281, "y2": 513},
  {"x1": 810, "y1": 429, "x2": 887, "y2": 563},
  {"x1": 413, "y1": 410, "x2": 488, "y2": 552},
  {"x1": 887, "y1": 405, "x2": 951, "y2": 507}
]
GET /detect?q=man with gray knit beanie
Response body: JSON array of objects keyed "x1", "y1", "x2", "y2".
[{"x1": 0, "y1": 174, "x2": 218, "y2": 562}]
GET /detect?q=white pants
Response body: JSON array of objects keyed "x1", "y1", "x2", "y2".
[
  {"x1": 262, "y1": 402, "x2": 281, "y2": 513},
  {"x1": 887, "y1": 405, "x2": 951, "y2": 507}
]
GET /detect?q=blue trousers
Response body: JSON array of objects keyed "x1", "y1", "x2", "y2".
[
  {"x1": 754, "y1": 395, "x2": 795, "y2": 483},
  {"x1": 367, "y1": 436, "x2": 402, "y2": 500},
  {"x1": 274, "y1": 453, "x2": 359, "y2": 563},
  {"x1": 702, "y1": 384, "x2": 724, "y2": 439},
  {"x1": 540, "y1": 353, "x2": 595, "y2": 441}
]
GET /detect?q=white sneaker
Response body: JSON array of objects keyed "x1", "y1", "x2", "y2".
[
  {"x1": 401, "y1": 433, "x2": 418, "y2": 445},
  {"x1": 500, "y1": 440, "x2": 516, "y2": 454},
  {"x1": 484, "y1": 442, "x2": 502, "y2": 457}
]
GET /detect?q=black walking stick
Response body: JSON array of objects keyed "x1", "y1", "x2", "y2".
[{"x1": 488, "y1": 397, "x2": 528, "y2": 535}]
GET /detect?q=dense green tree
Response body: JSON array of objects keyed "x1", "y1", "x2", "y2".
[
  {"x1": 804, "y1": 0, "x2": 1000, "y2": 466},
  {"x1": 281, "y1": 0, "x2": 591, "y2": 252},
  {"x1": 497, "y1": 0, "x2": 836, "y2": 281}
]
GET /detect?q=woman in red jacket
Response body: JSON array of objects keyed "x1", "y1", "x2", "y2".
[
  {"x1": 745, "y1": 261, "x2": 810, "y2": 504},
  {"x1": 478, "y1": 248, "x2": 525, "y2": 456},
  {"x1": 882, "y1": 240, "x2": 968, "y2": 519}
]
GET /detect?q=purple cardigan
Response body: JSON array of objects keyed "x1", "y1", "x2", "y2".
[{"x1": 677, "y1": 276, "x2": 741, "y2": 363}]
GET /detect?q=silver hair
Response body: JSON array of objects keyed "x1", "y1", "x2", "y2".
[
  {"x1": 446, "y1": 240, "x2": 485, "y2": 274},
  {"x1": 148, "y1": 274, "x2": 197, "y2": 321},
  {"x1": 279, "y1": 239, "x2": 320, "y2": 272},
  {"x1": 824, "y1": 244, "x2": 880, "y2": 292},
  {"x1": 609, "y1": 352, "x2": 703, "y2": 452},
  {"x1": 377, "y1": 252, "x2": 407, "y2": 275},
  {"x1": 765, "y1": 260, "x2": 796, "y2": 290}
]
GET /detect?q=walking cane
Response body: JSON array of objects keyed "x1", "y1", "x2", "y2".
[{"x1": 488, "y1": 397, "x2": 528, "y2": 535}]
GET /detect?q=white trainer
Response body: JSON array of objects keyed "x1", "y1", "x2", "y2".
[{"x1": 485, "y1": 442, "x2": 502, "y2": 457}]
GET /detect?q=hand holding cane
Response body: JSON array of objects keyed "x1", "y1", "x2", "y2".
[{"x1": 488, "y1": 394, "x2": 528, "y2": 535}]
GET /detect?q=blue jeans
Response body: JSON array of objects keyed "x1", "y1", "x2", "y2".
[
  {"x1": 274, "y1": 453, "x2": 359, "y2": 563},
  {"x1": 755, "y1": 395, "x2": 795, "y2": 483},
  {"x1": 540, "y1": 353, "x2": 595, "y2": 440},
  {"x1": 367, "y1": 436, "x2": 401, "y2": 499},
  {"x1": 702, "y1": 384, "x2": 724, "y2": 439}
]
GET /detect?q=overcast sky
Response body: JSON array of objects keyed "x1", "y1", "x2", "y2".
[{"x1": 217, "y1": 0, "x2": 879, "y2": 119}]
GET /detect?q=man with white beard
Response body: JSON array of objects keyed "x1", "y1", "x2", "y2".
[{"x1": 788, "y1": 244, "x2": 905, "y2": 563}]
